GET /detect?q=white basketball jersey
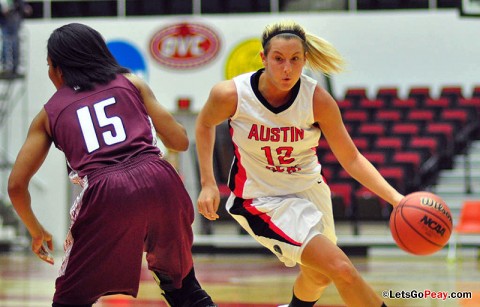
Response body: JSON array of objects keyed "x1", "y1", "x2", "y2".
[{"x1": 229, "y1": 70, "x2": 323, "y2": 199}]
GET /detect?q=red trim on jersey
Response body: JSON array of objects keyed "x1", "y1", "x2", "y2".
[
  {"x1": 231, "y1": 128, "x2": 247, "y2": 197},
  {"x1": 242, "y1": 199, "x2": 302, "y2": 246}
]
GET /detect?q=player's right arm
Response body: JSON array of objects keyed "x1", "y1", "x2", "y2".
[{"x1": 195, "y1": 80, "x2": 237, "y2": 220}]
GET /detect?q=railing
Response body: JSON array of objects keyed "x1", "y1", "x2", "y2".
[{"x1": 24, "y1": 0, "x2": 458, "y2": 19}]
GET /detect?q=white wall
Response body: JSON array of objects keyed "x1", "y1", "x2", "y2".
[{"x1": 3, "y1": 10, "x2": 479, "y2": 247}]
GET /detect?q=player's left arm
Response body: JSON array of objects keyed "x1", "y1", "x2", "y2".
[
  {"x1": 313, "y1": 86, "x2": 403, "y2": 207},
  {"x1": 8, "y1": 108, "x2": 55, "y2": 261}
]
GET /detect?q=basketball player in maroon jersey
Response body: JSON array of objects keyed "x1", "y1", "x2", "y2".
[{"x1": 8, "y1": 23, "x2": 215, "y2": 307}]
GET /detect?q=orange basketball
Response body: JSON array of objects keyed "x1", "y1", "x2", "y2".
[{"x1": 389, "y1": 191, "x2": 453, "y2": 255}]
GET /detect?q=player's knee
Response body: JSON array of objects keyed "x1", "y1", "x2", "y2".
[
  {"x1": 303, "y1": 271, "x2": 331, "y2": 289},
  {"x1": 329, "y1": 260, "x2": 359, "y2": 286}
]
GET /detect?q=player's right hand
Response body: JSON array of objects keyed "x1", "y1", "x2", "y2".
[{"x1": 197, "y1": 185, "x2": 220, "y2": 220}]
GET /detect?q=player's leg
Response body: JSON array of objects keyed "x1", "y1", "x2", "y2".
[
  {"x1": 288, "y1": 265, "x2": 332, "y2": 305},
  {"x1": 301, "y1": 234, "x2": 386, "y2": 306},
  {"x1": 145, "y1": 158, "x2": 216, "y2": 307},
  {"x1": 152, "y1": 267, "x2": 215, "y2": 307}
]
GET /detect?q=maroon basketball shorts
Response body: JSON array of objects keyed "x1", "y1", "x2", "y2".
[{"x1": 53, "y1": 154, "x2": 194, "y2": 305}]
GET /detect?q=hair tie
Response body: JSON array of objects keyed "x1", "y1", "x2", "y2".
[{"x1": 262, "y1": 30, "x2": 305, "y2": 47}]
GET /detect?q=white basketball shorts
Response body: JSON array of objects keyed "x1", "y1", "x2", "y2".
[{"x1": 226, "y1": 180, "x2": 337, "y2": 267}]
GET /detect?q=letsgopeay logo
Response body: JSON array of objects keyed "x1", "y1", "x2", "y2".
[
  {"x1": 225, "y1": 38, "x2": 263, "y2": 80},
  {"x1": 149, "y1": 22, "x2": 221, "y2": 69}
]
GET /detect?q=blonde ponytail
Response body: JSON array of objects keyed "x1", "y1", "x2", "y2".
[
  {"x1": 305, "y1": 32, "x2": 345, "y2": 75},
  {"x1": 261, "y1": 20, "x2": 345, "y2": 75}
]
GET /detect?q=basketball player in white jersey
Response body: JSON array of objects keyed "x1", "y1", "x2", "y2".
[{"x1": 195, "y1": 20, "x2": 403, "y2": 307}]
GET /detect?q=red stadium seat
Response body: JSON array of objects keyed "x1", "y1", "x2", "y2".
[
  {"x1": 358, "y1": 122, "x2": 387, "y2": 146},
  {"x1": 423, "y1": 97, "x2": 451, "y2": 116},
  {"x1": 376, "y1": 87, "x2": 398, "y2": 105},
  {"x1": 472, "y1": 86, "x2": 480, "y2": 99},
  {"x1": 408, "y1": 86, "x2": 431, "y2": 104},
  {"x1": 440, "y1": 109, "x2": 469, "y2": 131},
  {"x1": 374, "y1": 136, "x2": 404, "y2": 159},
  {"x1": 359, "y1": 98, "x2": 385, "y2": 117},
  {"x1": 375, "y1": 136, "x2": 404, "y2": 149},
  {"x1": 391, "y1": 151, "x2": 424, "y2": 191},
  {"x1": 409, "y1": 136, "x2": 440, "y2": 158},
  {"x1": 440, "y1": 86, "x2": 464, "y2": 103},
  {"x1": 424, "y1": 122, "x2": 456, "y2": 166},
  {"x1": 329, "y1": 182, "x2": 354, "y2": 220},
  {"x1": 352, "y1": 136, "x2": 371, "y2": 152},
  {"x1": 362, "y1": 152, "x2": 387, "y2": 167},
  {"x1": 447, "y1": 200, "x2": 480, "y2": 260},
  {"x1": 344, "y1": 87, "x2": 368, "y2": 104},
  {"x1": 391, "y1": 98, "x2": 418, "y2": 117},
  {"x1": 378, "y1": 166, "x2": 406, "y2": 193},
  {"x1": 342, "y1": 109, "x2": 370, "y2": 130},
  {"x1": 375, "y1": 109, "x2": 403, "y2": 122},
  {"x1": 457, "y1": 98, "x2": 480, "y2": 115},
  {"x1": 405, "y1": 109, "x2": 436, "y2": 129},
  {"x1": 337, "y1": 99, "x2": 354, "y2": 110},
  {"x1": 354, "y1": 186, "x2": 390, "y2": 221},
  {"x1": 391, "y1": 122, "x2": 422, "y2": 142}
]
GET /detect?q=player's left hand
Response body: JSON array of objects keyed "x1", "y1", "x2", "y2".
[{"x1": 31, "y1": 228, "x2": 54, "y2": 265}]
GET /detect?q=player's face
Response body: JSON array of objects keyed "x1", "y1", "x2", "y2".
[
  {"x1": 47, "y1": 57, "x2": 64, "y2": 89},
  {"x1": 261, "y1": 37, "x2": 306, "y2": 92}
]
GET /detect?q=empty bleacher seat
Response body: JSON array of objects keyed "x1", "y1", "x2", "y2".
[
  {"x1": 423, "y1": 97, "x2": 451, "y2": 116},
  {"x1": 405, "y1": 109, "x2": 436, "y2": 130},
  {"x1": 409, "y1": 136, "x2": 440, "y2": 159},
  {"x1": 440, "y1": 86, "x2": 464, "y2": 104},
  {"x1": 358, "y1": 122, "x2": 387, "y2": 145},
  {"x1": 378, "y1": 166, "x2": 406, "y2": 194},
  {"x1": 472, "y1": 86, "x2": 480, "y2": 99},
  {"x1": 392, "y1": 98, "x2": 418, "y2": 118},
  {"x1": 375, "y1": 109, "x2": 403, "y2": 122},
  {"x1": 354, "y1": 186, "x2": 391, "y2": 221},
  {"x1": 329, "y1": 182, "x2": 354, "y2": 220},
  {"x1": 391, "y1": 151, "x2": 424, "y2": 188},
  {"x1": 390, "y1": 122, "x2": 422, "y2": 143},
  {"x1": 408, "y1": 86, "x2": 431, "y2": 104},
  {"x1": 358, "y1": 98, "x2": 385, "y2": 117},
  {"x1": 362, "y1": 152, "x2": 387, "y2": 167},
  {"x1": 337, "y1": 99, "x2": 354, "y2": 110},
  {"x1": 344, "y1": 87, "x2": 368, "y2": 104},
  {"x1": 342, "y1": 109, "x2": 370, "y2": 130},
  {"x1": 352, "y1": 136, "x2": 371, "y2": 152},
  {"x1": 376, "y1": 87, "x2": 398, "y2": 105}
]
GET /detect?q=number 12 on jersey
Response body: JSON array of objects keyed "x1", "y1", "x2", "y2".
[{"x1": 261, "y1": 146, "x2": 301, "y2": 174}]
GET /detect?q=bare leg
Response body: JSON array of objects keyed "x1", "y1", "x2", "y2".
[
  {"x1": 300, "y1": 234, "x2": 383, "y2": 307},
  {"x1": 293, "y1": 265, "x2": 331, "y2": 301}
]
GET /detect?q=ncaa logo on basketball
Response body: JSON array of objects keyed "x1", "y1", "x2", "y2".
[
  {"x1": 149, "y1": 22, "x2": 221, "y2": 69},
  {"x1": 420, "y1": 215, "x2": 446, "y2": 236}
]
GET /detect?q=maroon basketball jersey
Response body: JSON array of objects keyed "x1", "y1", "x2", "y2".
[{"x1": 44, "y1": 74, "x2": 160, "y2": 177}]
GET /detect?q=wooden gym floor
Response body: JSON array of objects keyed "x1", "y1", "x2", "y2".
[{"x1": 0, "y1": 247, "x2": 479, "y2": 307}]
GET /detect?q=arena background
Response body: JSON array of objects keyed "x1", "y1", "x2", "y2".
[{"x1": 0, "y1": 6, "x2": 478, "y2": 249}]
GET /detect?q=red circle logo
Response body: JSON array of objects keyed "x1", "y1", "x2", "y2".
[{"x1": 150, "y1": 22, "x2": 221, "y2": 69}]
